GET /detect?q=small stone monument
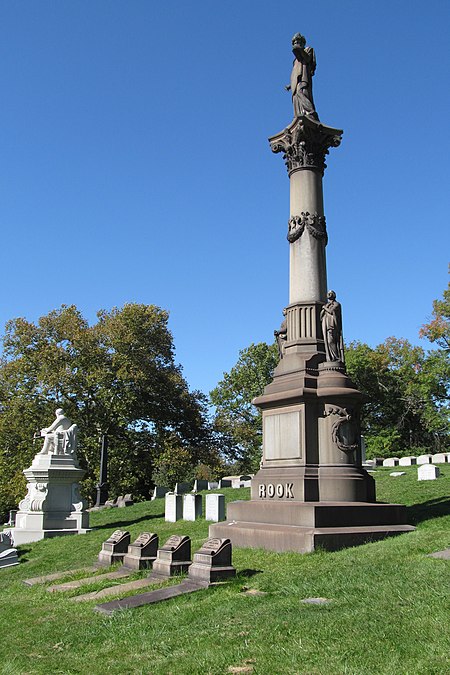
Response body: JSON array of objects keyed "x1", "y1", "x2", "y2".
[
  {"x1": 98, "y1": 530, "x2": 131, "y2": 566},
  {"x1": 205, "y1": 493, "x2": 225, "y2": 522},
  {"x1": 0, "y1": 532, "x2": 19, "y2": 569},
  {"x1": 152, "y1": 486, "x2": 169, "y2": 500},
  {"x1": 218, "y1": 479, "x2": 232, "y2": 488},
  {"x1": 117, "y1": 494, "x2": 133, "y2": 508},
  {"x1": 193, "y1": 479, "x2": 209, "y2": 492},
  {"x1": 208, "y1": 481, "x2": 219, "y2": 490},
  {"x1": 122, "y1": 532, "x2": 158, "y2": 570},
  {"x1": 174, "y1": 482, "x2": 192, "y2": 495},
  {"x1": 152, "y1": 535, "x2": 191, "y2": 577},
  {"x1": 399, "y1": 456, "x2": 417, "y2": 466},
  {"x1": 183, "y1": 493, "x2": 202, "y2": 521},
  {"x1": 418, "y1": 464, "x2": 440, "y2": 481},
  {"x1": 8, "y1": 409, "x2": 90, "y2": 546},
  {"x1": 165, "y1": 492, "x2": 183, "y2": 522},
  {"x1": 417, "y1": 454, "x2": 433, "y2": 465},
  {"x1": 383, "y1": 458, "x2": 400, "y2": 467},
  {"x1": 432, "y1": 453, "x2": 448, "y2": 464},
  {"x1": 188, "y1": 538, "x2": 236, "y2": 584}
]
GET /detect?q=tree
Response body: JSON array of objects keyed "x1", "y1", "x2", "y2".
[
  {"x1": 210, "y1": 342, "x2": 278, "y2": 473},
  {"x1": 0, "y1": 303, "x2": 211, "y2": 519},
  {"x1": 420, "y1": 268, "x2": 450, "y2": 351}
]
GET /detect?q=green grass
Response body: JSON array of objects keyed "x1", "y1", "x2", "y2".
[{"x1": 1, "y1": 475, "x2": 449, "y2": 675}]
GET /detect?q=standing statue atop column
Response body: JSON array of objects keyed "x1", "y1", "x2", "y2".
[
  {"x1": 286, "y1": 33, "x2": 318, "y2": 120},
  {"x1": 320, "y1": 290, "x2": 345, "y2": 363},
  {"x1": 37, "y1": 408, "x2": 78, "y2": 457}
]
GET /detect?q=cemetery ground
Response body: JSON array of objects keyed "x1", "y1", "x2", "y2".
[{"x1": 1, "y1": 471, "x2": 449, "y2": 675}]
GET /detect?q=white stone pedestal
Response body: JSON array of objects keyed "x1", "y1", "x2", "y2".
[{"x1": 8, "y1": 452, "x2": 90, "y2": 546}]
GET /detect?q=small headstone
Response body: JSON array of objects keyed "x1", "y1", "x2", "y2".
[
  {"x1": 188, "y1": 538, "x2": 236, "y2": 584},
  {"x1": 208, "y1": 481, "x2": 219, "y2": 490},
  {"x1": 183, "y1": 493, "x2": 202, "y2": 521},
  {"x1": 0, "y1": 532, "x2": 19, "y2": 569},
  {"x1": 240, "y1": 480, "x2": 252, "y2": 488},
  {"x1": 383, "y1": 458, "x2": 399, "y2": 467},
  {"x1": 122, "y1": 532, "x2": 159, "y2": 570},
  {"x1": 152, "y1": 535, "x2": 191, "y2": 577},
  {"x1": 417, "y1": 454, "x2": 433, "y2": 465},
  {"x1": 7, "y1": 510, "x2": 17, "y2": 527},
  {"x1": 205, "y1": 493, "x2": 225, "y2": 522},
  {"x1": 165, "y1": 492, "x2": 183, "y2": 522},
  {"x1": 390, "y1": 471, "x2": 406, "y2": 477},
  {"x1": 218, "y1": 479, "x2": 232, "y2": 488},
  {"x1": 152, "y1": 486, "x2": 169, "y2": 500},
  {"x1": 432, "y1": 453, "x2": 449, "y2": 464},
  {"x1": 98, "y1": 530, "x2": 131, "y2": 566},
  {"x1": 193, "y1": 479, "x2": 208, "y2": 492},
  {"x1": 104, "y1": 499, "x2": 118, "y2": 508},
  {"x1": 418, "y1": 464, "x2": 440, "y2": 481},
  {"x1": 374, "y1": 457, "x2": 384, "y2": 466},
  {"x1": 117, "y1": 494, "x2": 134, "y2": 508},
  {"x1": 399, "y1": 456, "x2": 417, "y2": 466},
  {"x1": 174, "y1": 482, "x2": 192, "y2": 495}
]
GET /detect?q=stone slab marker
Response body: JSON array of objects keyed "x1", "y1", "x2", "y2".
[
  {"x1": 209, "y1": 32, "x2": 414, "y2": 553},
  {"x1": 193, "y1": 479, "x2": 209, "y2": 491},
  {"x1": 122, "y1": 532, "x2": 158, "y2": 570},
  {"x1": 418, "y1": 464, "x2": 440, "y2": 481},
  {"x1": 98, "y1": 530, "x2": 131, "y2": 566},
  {"x1": 417, "y1": 455, "x2": 433, "y2": 465},
  {"x1": 399, "y1": 457, "x2": 417, "y2": 466},
  {"x1": 383, "y1": 458, "x2": 400, "y2": 467},
  {"x1": 165, "y1": 492, "x2": 182, "y2": 522},
  {"x1": 432, "y1": 453, "x2": 449, "y2": 464},
  {"x1": 205, "y1": 494, "x2": 225, "y2": 522},
  {"x1": 183, "y1": 493, "x2": 202, "y2": 521},
  {"x1": 188, "y1": 538, "x2": 236, "y2": 584},
  {"x1": 174, "y1": 482, "x2": 192, "y2": 494},
  {"x1": 152, "y1": 486, "x2": 169, "y2": 499},
  {"x1": 0, "y1": 532, "x2": 19, "y2": 569},
  {"x1": 152, "y1": 535, "x2": 191, "y2": 577}
]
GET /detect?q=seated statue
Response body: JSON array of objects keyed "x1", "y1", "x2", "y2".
[{"x1": 38, "y1": 408, "x2": 78, "y2": 457}]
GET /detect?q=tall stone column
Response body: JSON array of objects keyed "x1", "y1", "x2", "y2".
[{"x1": 210, "y1": 33, "x2": 414, "y2": 553}]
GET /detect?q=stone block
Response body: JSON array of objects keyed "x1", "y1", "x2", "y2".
[
  {"x1": 390, "y1": 471, "x2": 406, "y2": 477},
  {"x1": 418, "y1": 464, "x2": 440, "y2": 481},
  {"x1": 98, "y1": 530, "x2": 130, "y2": 566},
  {"x1": 417, "y1": 455, "x2": 433, "y2": 465},
  {"x1": 399, "y1": 456, "x2": 417, "y2": 466},
  {"x1": 123, "y1": 532, "x2": 158, "y2": 570},
  {"x1": 218, "y1": 479, "x2": 232, "y2": 488},
  {"x1": 117, "y1": 494, "x2": 133, "y2": 508},
  {"x1": 383, "y1": 458, "x2": 399, "y2": 467},
  {"x1": 174, "y1": 482, "x2": 192, "y2": 495},
  {"x1": 151, "y1": 486, "x2": 169, "y2": 500},
  {"x1": 183, "y1": 493, "x2": 202, "y2": 521},
  {"x1": 165, "y1": 492, "x2": 183, "y2": 522},
  {"x1": 152, "y1": 535, "x2": 191, "y2": 577},
  {"x1": 432, "y1": 453, "x2": 449, "y2": 464},
  {"x1": 205, "y1": 493, "x2": 225, "y2": 522},
  {"x1": 208, "y1": 481, "x2": 219, "y2": 490},
  {"x1": 193, "y1": 480, "x2": 208, "y2": 492},
  {"x1": 188, "y1": 538, "x2": 236, "y2": 584}
]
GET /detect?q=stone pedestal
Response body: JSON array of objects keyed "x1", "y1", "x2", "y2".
[
  {"x1": 210, "y1": 111, "x2": 414, "y2": 552},
  {"x1": 8, "y1": 452, "x2": 90, "y2": 546}
]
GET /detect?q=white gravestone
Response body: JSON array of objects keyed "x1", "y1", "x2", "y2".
[
  {"x1": 418, "y1": 464, "x2": 440, "y2": 481},
  {"x1": 205, "y1": 493, "x2": 225, "y2": 522},
  {"x1": 399, "y1": 456, "x2": 417, "y2": 466},
  {"x1": 417, "y1": 455, "x2": 433, "y2": 465},
  {"x1": 165, "y1": 493, "x2": 183, "y2": 522},
  {"x1": 208, "y1": 481, "x2": 219, "y2": 490},
  {"x1": 183, "y1": 493, "x2": 202, "y2": 521},
  {"x1": 432, "y1": 453, "x2": 448, "y2": 464},
  {"x1": 383, "y1": 458, "x2": 399, "y2": 467},
  {"x1": 0, "y1": 532, "x2": 19, "y2": 569}
]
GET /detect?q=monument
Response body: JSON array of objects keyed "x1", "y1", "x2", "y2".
[
  {"x1": 7, "y1": 409, "x2": 90, "y2": 545},
  {"x1": 210, "y1": 33, "x2": 414, "y2": 552}
]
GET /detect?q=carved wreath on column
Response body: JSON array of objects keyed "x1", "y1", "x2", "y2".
[
  {"x1": 287, "y1": 212, "x2": 327, "y2": 244},
  {"x1": 325, "y1": 405, "x2": 359, "y2": 454}
]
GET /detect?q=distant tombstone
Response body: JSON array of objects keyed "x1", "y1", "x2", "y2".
[
  {"x1": 0, "y1": 532, "x2": 19, "y2": 569},
  {"x1": 174, "y1": 482, "x2": 192, "y2": 495},
  {"x1": 205, "y1": 493, "x2": 225, "y2": 522},
  {"x1": 241, "y1": 480, "x2": 252, "y2": 488},
  {"x1": 188, "y1": 538, "x2": 236, "y2": 584},
  {"x1": 104, "y1": 498, "x2": 118, "y2": 508},
  {"x1": 183, "y1": 493, "x2": 202, "y2": 521},
  {"x1": 152, "y1": 535, "x2": 191, "y2": 577},
  {"x1": 390, "y1": 471, "x2": 406, "y2": 477},
  {"x1": 399, "y1": 456, "x2": 417, "y2": 466},
  {"x1": 432, "y1": 453, "x2": 448, "y2": 464},
  {"x1": 7, "y1": 510, "x2": 17, "y2": 527},
  {"x1": 418, "y1": 464, "x2": 440, "y2": 481},
  {"x1": 152, "y1": 486, "x2": 169, "y2": 500},
  {"x1": 122, "y1": 532, "x2": 159, "y2": 570},
  {"x1": 417, "y1": 455, "x2": 433, "y2": 465},
  {"x1": 231, "y1": 478, "x2": 241, "y2": 488},
  {"x1": 218, "y1": 479, "x2": 232, "y2": 488},
  {"x1": 374, "y1": 457, "x2": 384, "y2": 466},
  {"x1": 383, "y1": 458, "x2": 399, "y2": 467},
  {"x1": 98, "y1": 530, "x2": 131, "y2": 566},
  {"x1": 240, "y1": 475, "x2": 252, "y2": 482},
  {"x1": 165, "y1": 492, "x2": 183, "y2": 522},
  {"x1": 208, "y1": 481, "x2": 219, "y2": 490},
  {"x1": 193, "y1": 480, "x2": 208, "y2": 492},
  {"x1": 117, "y1": 494, "x2": 134, "y2": 508}
]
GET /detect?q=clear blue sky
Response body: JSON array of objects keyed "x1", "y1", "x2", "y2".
[{"x1": 1, "y1": 1, "x2": 449, "y2": 396}]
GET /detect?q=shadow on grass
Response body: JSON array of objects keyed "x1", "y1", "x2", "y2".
[
  {"x1": 407, "y1": 497, "x2": 450, "y2": 525},
  {"x1": 93, "y1": 513, "x2": 164, "y2": 530},
  {"x1": 238, "y1": 569, "x2": 263, "y2": 579}
]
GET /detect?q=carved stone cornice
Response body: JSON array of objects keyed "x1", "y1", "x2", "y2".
[
  {"x1": 269, "y1": 116, "x2": 343, "y2": 176},
  {"x1": 287, "y1": 212, "x2": 327, "y2": 244}
]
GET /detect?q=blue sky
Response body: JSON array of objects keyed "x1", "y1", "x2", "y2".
[{"x1": 0, "y1": 1, "x2": 449, "y2": 396}]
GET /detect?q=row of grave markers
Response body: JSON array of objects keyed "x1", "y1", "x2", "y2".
[
  {"x1": 152, "y1": 476, "x2": 252, "y2": 500},
  {"x1": 382, "y1": 453, "x2": 450, "y2": 467},
  {"x1": 165, "y1": 492, "x2": 225, "y2": 522}
]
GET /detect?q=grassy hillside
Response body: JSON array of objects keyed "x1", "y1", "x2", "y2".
[{"x1": 1, "y1": 467, "x2": 449, "y2": 675}]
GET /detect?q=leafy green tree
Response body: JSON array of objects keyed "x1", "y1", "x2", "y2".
[
  {"x1": 210, "y1": 342, "x2": 278, "y2": 473},
  {"x1": 0, "y1": 303, "x2": 211, "y2": 519},
  {"x1": 420, "y1": 268, "x2": 450, "y2": 351}
]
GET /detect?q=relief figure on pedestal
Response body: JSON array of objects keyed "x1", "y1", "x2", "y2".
[
  {"x1": 320, "y1": 290, "x2": 345, "y2": 363},
  {"x1": 37, "y1": 408, "x2": 78, "y2": 457},
  {"x1": 274, "y1": 309, "x2": 287, "y2": 359},
  {"x1": 286, "y1": 33, "x2": 318, "y2": 120}
]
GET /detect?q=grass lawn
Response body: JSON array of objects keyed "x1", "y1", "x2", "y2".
[{"x1": 1, "y1": 467, "x2": 449, "y2": 675}]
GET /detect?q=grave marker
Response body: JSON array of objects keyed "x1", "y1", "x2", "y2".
[
  {"x1": 205, "y1": 493, "x2": 225, "y2": 522},
  {"x1": 193, "y1": 479, "x2": 208, "y2": 492},
  {"x1": 399, "y1": 456, "x2": 417, "y2": 466},
  {"x1": 122, "y1": 532, "x2": 159, "y2": 570},
  {"x1": 165, "y1": 492, "x2": 183, "y2": 522},
  {"x1": 188, "y1": 538, "x2": 236, "y2": 584},
  {"x1": 183, "y1": 493, "x2": 202, "y2": 521},
  {"x1": 98, "y1": 530, "x2": 131, "y2": 566},
  {"x1": 152, "y1": 486, "x2": 169, "y2": 499},
  {"x1": 418, "y1": 464, "x2": 440, "y2": 481},
  {"x1": 152, "y1": 534, "x2": 191, "y2": 577},
  {"x1": 383, "y1": 458, "x2": 399, "y2": 467}
]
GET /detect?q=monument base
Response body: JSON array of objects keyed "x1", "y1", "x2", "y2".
[{"x1": 209, "y1": 500, "x2": 415, "y2": 553}]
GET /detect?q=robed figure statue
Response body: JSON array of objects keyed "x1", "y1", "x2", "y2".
[{"x1": 286, "y1": 33, "x2": 318, "y2": 120}]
